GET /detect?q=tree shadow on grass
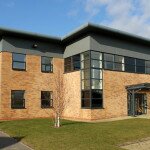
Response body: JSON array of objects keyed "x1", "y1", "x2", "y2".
[
  {"x1": 61, "y1": 121, "x2": 88, "y2": 126},
  {"x1": 0, "y1": 136, "x2": 25, "y2": 149}
]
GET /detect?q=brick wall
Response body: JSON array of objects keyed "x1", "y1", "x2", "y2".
[
  {"x1": 0, "y1": 52, "x2": 63, "y2": 120},
  {"x1": 63, "y1": 70, "x2": 150, "y2": 121}
]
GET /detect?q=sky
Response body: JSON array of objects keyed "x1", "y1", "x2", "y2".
[{"x1": 0, "y1": 0, "x2": 150, "y2": 38}]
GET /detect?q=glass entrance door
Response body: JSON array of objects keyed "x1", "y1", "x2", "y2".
[{"x1": 128, "y1": 93, "x2": 147, "y2": 116}]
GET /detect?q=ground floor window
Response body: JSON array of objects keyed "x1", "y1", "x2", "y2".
[
  {"x1": 41, "y1": 91, "x2": 53, "y2": 108},
  {"x1": 11, "y1": 90, "x2": 25, "y2": 109}
]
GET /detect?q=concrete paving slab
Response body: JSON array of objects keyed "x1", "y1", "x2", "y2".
[
  {"x1": 0, "y1": 131, "x2": 32, "y2": 150},
  {"x1": 120, "y1": 137, "x2": 150, "y2": 150}
]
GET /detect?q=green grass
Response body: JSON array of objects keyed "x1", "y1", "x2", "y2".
[{"x1": 0, "y1": 118, "x2": 150, "y2": 150}]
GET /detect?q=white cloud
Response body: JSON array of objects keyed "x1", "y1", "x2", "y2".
[{"x1": 83, "y1": 0, "x2": 150, "y2": 38}]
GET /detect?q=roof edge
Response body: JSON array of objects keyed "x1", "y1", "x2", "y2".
[{"x1": 0, "y1": 26, "x2": 61, "y2": 42}]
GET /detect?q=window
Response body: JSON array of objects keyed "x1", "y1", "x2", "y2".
[
  {"x1": 72, "y1": 54, "x2": 80, "y2": 70},
  {"x1": 11, "y1": 90, "x2": 25, "y2": 109},
  {"x1": 104, "y1": 54, "x2": 114, "y2": 70},
  {"x1": 114, "y1": 55, "x2": 124, "y2": 71},
  {"x1": 125, "y1": 57, "x2": 135, "y2": 73},
  {"x1": 64, "y1": 57, "x2": 71, "y2": 72},
  {"x1": 81, "y1": 51, "x2": 103, "y2": 109},
  {"x1": 91, "y1": 90, "x2": 103, "y2": 108},
  {"x1": 146, "y1": 61, "x2": 150, "y2": 74},
  {"x1": 64, "y1": 54, "x2": 80, "y2": 72},
  {"x1": 136, "y1": 59, "x2": 145, "y2": 73},
  {"x1": 12, "y1": 53, "x2": 26, "y2": 70},
  {"x1": 41, "y1": 91, "x2": 53, "y2": 108},
  {"x1": 41, "y1": 57, "x2": 53, "y2": 73}
]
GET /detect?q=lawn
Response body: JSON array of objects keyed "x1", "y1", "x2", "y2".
[{"x1": 0, "y1": 118, "x2": 150, "y2": 150}]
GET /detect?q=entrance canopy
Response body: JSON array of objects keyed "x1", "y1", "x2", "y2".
[
  {"x1": 126, "y1": 83, "x2": 150, "y2": 91},
  {"x1": 126, "y1": 83, "x2": 150, "y2": 117}
]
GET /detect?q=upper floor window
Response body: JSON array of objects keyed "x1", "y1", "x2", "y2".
[
  {"x1": 12, "y1": 53, "x2": 26, "y2": 71},
  {"x1": 41, "y1": 57, "x2": 53, "y2": 73},
  {"x1": 146, "y1": 61, "x2": 150, "y2": 74},
  {"x1": 104, "y1": 53, "x2": 114, "y2": 70},
  {"x1": 64, "y1": 54, "x2": 80, "y2": 72},
  {"x1": 136, "y1": 59, "x2": 145, "y2": 73},
  {"x1": 41, "y1": 91, "x2": 53, "y2": 108},
  {"x1": 11, "y1": 90, "x2": 25, "y2": 109},
  {"x1": 125, "y1": 57, "x2": 136, "y2": 73}
]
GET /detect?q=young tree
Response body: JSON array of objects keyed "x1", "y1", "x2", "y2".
[{"x1": 52, "y1": 70, "x2": 71, "y2": 128}]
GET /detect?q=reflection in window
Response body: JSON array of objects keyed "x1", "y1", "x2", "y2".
[
  {"x1": 11, "y1": 90, "x2": 25, "y2": 109},
  {"x1": 41, "y1": 91, "x2": 53, "y2": 108},
  {"x1": 12, "y1": 53, "x2": 26, "y2": 70},
  {"x1": 41, "y1": 57, "x2": 53, "y2": 73},
  {"x1": 64, "y1": 54, "x2": 80, "y2": 72}
]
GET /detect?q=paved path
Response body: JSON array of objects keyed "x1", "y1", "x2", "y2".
[
  {"x1": 0, "y1": 131, "x2": 32, "y2": 150},
  {"x1": 121, "y1": 138, "x2": 150, "y2": 150}
]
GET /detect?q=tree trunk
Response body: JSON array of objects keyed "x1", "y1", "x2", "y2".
[
  {"x1": 57, "y1": 115, "x2": 60, "y2": 127},
  {"x1": 54, "y1": 113, "x2": 60, "y2": 128}
]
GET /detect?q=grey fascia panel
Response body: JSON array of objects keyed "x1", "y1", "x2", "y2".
[
  {"x1": 63, "y1": 36, "x2": 91, "y2": 58},
  {"x1": 2, "y1": 37, "x2": 63, "y2": 58},
  {"x1": 90, "y1": 34, "x2": 150, "y2": 60}
]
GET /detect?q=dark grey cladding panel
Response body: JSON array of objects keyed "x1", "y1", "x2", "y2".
[
  {"x1": 2, "y1": 36, "x2": 64, "y2": 58},
  {"x1": 63, "y1": 36, "x2": 90, "y2": 58},
  {"x1": 90, "y1": 34, "x2": 150, "y2": 60}
]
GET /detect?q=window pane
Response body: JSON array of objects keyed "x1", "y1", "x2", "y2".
[
  {"x1": 136, "y1": 66, "x2": 145, "y2": 73},
  {"x1": 13, "y1": 62, "x2": 25, "y2": 70},
  {"x1": 81, "y1": 69, "x2": 90, "y2": 79},
  {"x1": 73, "y1": 62, "x2": 80, "y2": 70},
  {"x1": 145, "y1": 61, "x2": 150, "y2": 68},
  {"x1": 115, "y1": 55, "x2": 124, "y2": 63},
  {"x1": 125, "y1": 65, "x2": 135, "y2": 72},
  {"x1": 91, "y1": 60, "x2": 102, "y2": 68},
  {"x1": 81, "y1": 51, "x2": 90, "y2": 61},
  {"x1": 104, "y1": 54, "x2": 114, "y2": 61},
  {"x1": 81, "y1": 60, "x2": 90, "y2": 69},
  {"x1": 82, "y1": 90, "x2": 90, "y2": 99},
  {"x1": 114, "y1": 63, "x2": 124, "y2": 71},
  {"x1": 82, "y1": 99, "x2": 90, "y2": 107},
  {"x1": 136, "y1": 59, "x2": 145, "y2": 67},
  {"x1": 72, "y1": 54, "x2": 80, "y2": 62},
  {"x1": 65, "y1": 65, "x2": 71, "y2": 72},
  {"x1": 104, "y1": 61, "x2": 113, "y2": 70},
  {"x1": 91, "y1": 79, "x2": 102, "y2": 89},
  {"x1": 146, "y1": 67, "x2": 150, "y2": 74},
  {"x1": 91, "y1": 90, "x2": 102, "y2": 99},
  {"x1": 82, "y1": 80, "x2": 90, "y2": 90},
  {"x1": 91, "y1": 51, "x2": 102, "y2": 60},
  {"x1": 12, "y1": 91, "x2": 24, "y2": 100},
  {"x1": 42, "y1": 57, "x2": 52, "y2": 64},
  {"x1": 91, "y1": 99, "x2": 102, "y2": 108},
  {"x1": 41, "y1": 91, "x2": 52, "y2": 108},
  {"x1": 65, "y1": 57, "x2": 71, "y2": 66},
  {"x1": 11, "y1": 90, "x2": 25, "y2": 109},
  {"x1": 91, "y1": 69, "x2": 102, "y2": 79},
  {"x1": 41, "y1": 91, "x2": 50, "y2": 99},
  {"x1": 13, "y1": 53, "x2": 25, "y2": 62},
  {"x1": 125, "y1": 57, "x2": 135, "y2": 65}
]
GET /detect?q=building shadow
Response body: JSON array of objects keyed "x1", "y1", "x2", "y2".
[{"x1": 0, "y1": 136, "x2": 24, "y2": 149}]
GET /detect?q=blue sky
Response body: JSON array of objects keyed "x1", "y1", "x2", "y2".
[{"x1": 0, "y1": 0, "x2": 150, "y2": 38}]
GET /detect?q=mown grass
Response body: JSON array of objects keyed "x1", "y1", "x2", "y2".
[{"x1": 0, "y1": 118, "x2": 150, "y2": 150}]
